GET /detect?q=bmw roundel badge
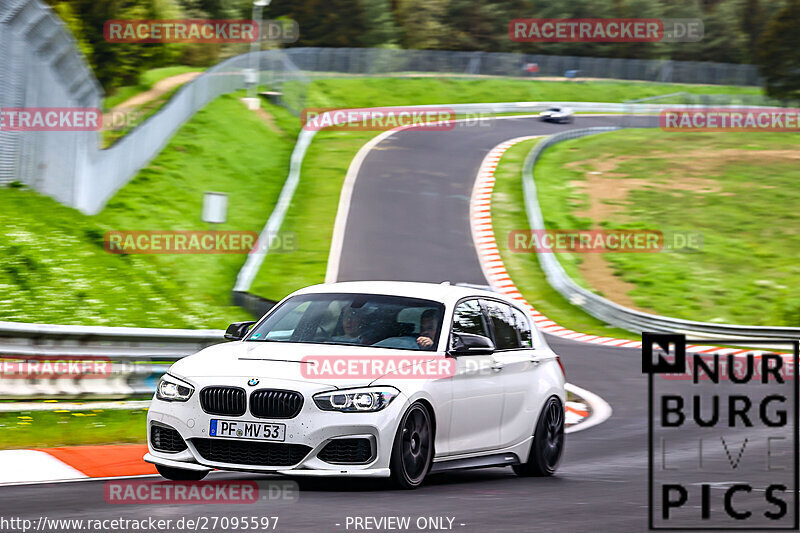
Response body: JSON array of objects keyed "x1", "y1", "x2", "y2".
[{"x1": 247, "y1": 378, "x2": 259, "y2": 386}]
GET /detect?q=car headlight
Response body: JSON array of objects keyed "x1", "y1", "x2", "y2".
[
  {"x1": 313, "y1": 387, "x2": 399, "y2": 412},
  {"x1": 156, "y1": 374, "x2": 194, "y2": 402}
]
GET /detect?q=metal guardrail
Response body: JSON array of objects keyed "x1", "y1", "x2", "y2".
[
  {"x1": 233, "y1": 101, "x2": 782, "y2": 293},
  {"x1": 522, "y1": 128, "x2": 800, "y2": 341},
  {"x1": 0, "y1": 321, "x2": 224, "y2": 400},
  {"x1": 2, "y1": 104, "x2": 795, "y2": 403},
  {"x1": 234, "y1": 101, "x2": 629, "y2": 293}
]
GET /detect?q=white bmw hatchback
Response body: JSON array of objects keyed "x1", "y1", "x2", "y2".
[{"x1": 145, "y1": 281, "x2": 566, "y2": 488}]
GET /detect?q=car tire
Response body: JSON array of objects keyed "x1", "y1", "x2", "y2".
[
  {"x1": 156, "y1": 464, "x2": 209, "y2": 481},
  {"x1": 513, "y1": 396, "x2": 564, "y2": 477},
  {"x1": 389, "y1": 402, "x2": 434, "y2": 489}
]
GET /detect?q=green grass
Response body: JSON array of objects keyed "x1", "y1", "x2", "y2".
[
  {"x1": 104, "y1": 66, "x2": 204, "y2": 109},
  {"x1": 103, "y1": 85, "x2": 183, "y2": 148},
  {"x1": 490, "y1": 139, "x2": 637, "y2": 340},
  {"x1": 2, "y1": 74, "x2": 768, "y2": 326},
  {"x1": 103, "y1": 66, "x2": 207, "y2": 147},
  {"x1": 300, "y1": 77, "x2": 762, "y2": 109},
  {"x1": 0, "y1": 409, "x2": 147, "y2": 449},
  {"x1": 533, "y1": 129, "x2": 800, "y2": 326},
  {"x1": 250, "y1": 130, "x2": 379, "y2": 300},
  {"x1": 0, "y1": 94, "x2": 296, "y2": 328},
  {"x1": 248, "y1": 77, "x2": 763, "y2": 302}
]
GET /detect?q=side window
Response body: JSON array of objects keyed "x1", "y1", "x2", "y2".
[
  {"x1": 451, "y1": 300, "x2": 490, "y2": 338},
  {"x1": 511, "y1": 307, "x2": 534, "y2": 349},
  {"x1": 483, "y1": 300, "x2": 520, "y2": 350}
]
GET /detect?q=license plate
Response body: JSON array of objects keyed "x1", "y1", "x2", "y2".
[{"x1": 209, "y1": 419, "x2": 285, "y2": 442}]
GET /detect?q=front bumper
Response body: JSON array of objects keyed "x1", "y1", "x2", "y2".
[{"x1": 145, "y1": 378, "x2": 406, "y2": 478}]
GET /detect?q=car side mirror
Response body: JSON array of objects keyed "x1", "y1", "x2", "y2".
[
  {"x1": 449, "y1": 333, "x2": 495, "y2": 356},
  {"x1": 225, "y1": 321, "x2": 256, "y2": 341}
]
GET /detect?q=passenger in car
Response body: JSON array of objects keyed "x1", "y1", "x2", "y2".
[
  {"x1": 370, "y1": 308, "x2": 440, "y2": 350},
  {"x1": 416, "y1": 309, "x2": 438, "y2": 349}
]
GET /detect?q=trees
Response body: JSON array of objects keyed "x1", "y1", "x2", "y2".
[
  {"x1": 757, "y1": 0, "x2": 800, "y2": 100},
  {"x1": 269, "y1": 0, "x2": 368, "y2": 47},
  {"x1": 394, "y1": 0, "x2": 448, "y2": 49},
  {"x1": 49, "y1": 0, "x2": 182, "y2": 91},
  {"x1": 442, "y1": 0, "x2": 507, "y2": 52},
  {"x1": 45, "y1": 0, "x2": 796, "y2": 94},
  {"x1": 358, "y1": 0, "x2": 398, "y2": 47},
  {"x1": 741, "y1": 0, "x2": 766, "y2": 63},
  {"x1": 678, "y1": 0, "x2": 748, "y2": 64}
]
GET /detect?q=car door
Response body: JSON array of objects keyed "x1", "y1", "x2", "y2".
[
  {"x1": 445, "y1": 299, "x2": 505, "y2": 455},
  {"x1": 482, "y1": 299, "x2": 546, "y2": 449}
]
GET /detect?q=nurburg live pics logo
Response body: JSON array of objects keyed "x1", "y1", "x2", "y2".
[{"x1": 643, "y1": 332, "x2": 800, "y2": 530}]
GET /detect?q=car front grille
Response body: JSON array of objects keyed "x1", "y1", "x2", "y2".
[
  {"x1": 317, "y1": 438, "x2": 373, "y2": 464},
  {"x1": 200, "y1": 386, "x2": 246, "y2": 416},
  {"x1": 150, "y1": 424, "x2": 187, "y2": 453},
  {"x1": 249, "y1": 389, "x2": 303, "y2": 419},
  {"x1": 192, "y1": 438, "x2": 311, "y2": 467}
]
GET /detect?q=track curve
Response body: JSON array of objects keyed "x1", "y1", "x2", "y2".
[{"x1": 0, "y1": 116, "x2": 689, "y2": 532}]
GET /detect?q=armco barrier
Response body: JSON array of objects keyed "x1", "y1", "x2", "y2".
[
  {"x1": 522, "y1": 127, "x2": 800, "y2": 341},
  {"x1": 0, "y1": 321, "x2": 224, "y2": 400},
  {"x1": 233, "y1": 101, "x2": 780, "y2": 294},
  {"x1": 233, "y1": 101, "x2": 647, "y2": 293},
  {"x1": 2, "y1": 104, "x2": 797, "y2": 401}
]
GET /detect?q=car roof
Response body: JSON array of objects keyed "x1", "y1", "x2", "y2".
[{"x1": 289, "y1": 281, "x2": 513, "y2": 307}]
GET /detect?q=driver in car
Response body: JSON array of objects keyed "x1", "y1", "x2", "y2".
[{"x1": 332, "y1": 307, "x2": 365, "y2": 344}]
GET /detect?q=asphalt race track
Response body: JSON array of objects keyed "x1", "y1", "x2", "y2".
[{"x1": 1, "y1": 115, "x2": 788, "y2": 532}]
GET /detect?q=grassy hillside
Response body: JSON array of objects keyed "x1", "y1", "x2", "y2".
[
  {"x1": 0, "y1": 72, "x2": 766, "y2": 325},
  {"x1": 0, "y1": 94, "x2": 296, "y2": 328},
  {"x1": 533, "y1": 130, "x2": 800, "y2": 326},
  {"x1": 300, "y1": 77, "x2": 762, "y2": 108}
]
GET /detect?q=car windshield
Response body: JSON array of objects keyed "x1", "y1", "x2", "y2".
[{"x1": 246, "y1": 292, "x2": 445, "y2": 351}]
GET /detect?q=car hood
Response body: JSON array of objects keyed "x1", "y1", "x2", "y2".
[{"x1": 169, "y1": 341, "x2": 445, "y2": 389}]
